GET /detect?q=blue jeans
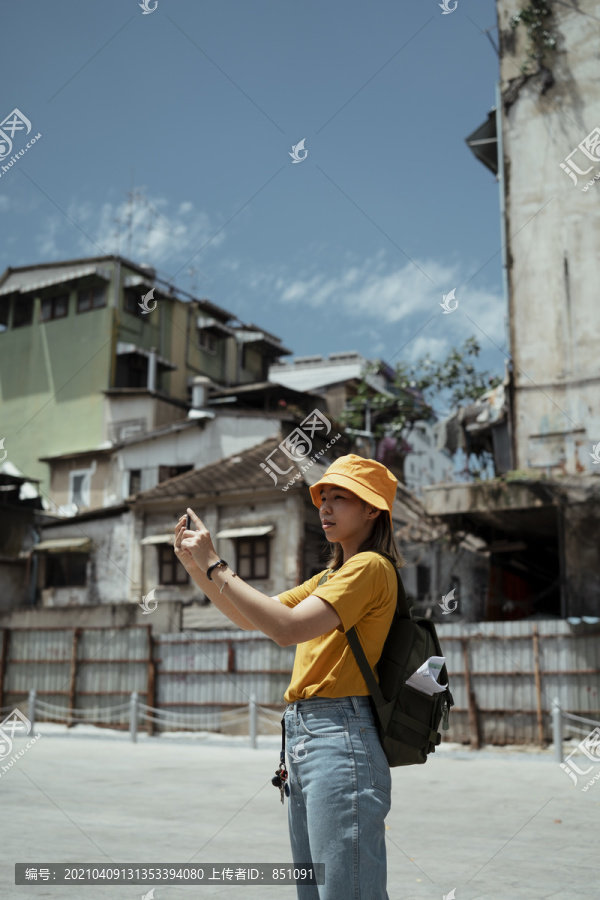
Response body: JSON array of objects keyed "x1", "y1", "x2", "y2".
[{"x1": 284, "y1": 694, "x2": 391, "y2": 900}]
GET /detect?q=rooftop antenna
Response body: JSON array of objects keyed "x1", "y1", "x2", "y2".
[
  {"x1": 125, "y1": 189, "x2": 144, "y2": 261},
  {"x1": 141, "y1": 199, "x2": 157, "y2": 264},
  {"x1": 187, "y1": 266, "x2": 199, "y2": 297},
  {"x1": 112, "y1": 212, "x2": 122, "y2": 256},
  {"x1": 126, "y1": 168, "x2": 135, "y2": 260}
]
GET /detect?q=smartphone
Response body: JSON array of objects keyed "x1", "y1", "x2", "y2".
[{"x1": 185, "y1": 513, "x2": 191, "y2": 531}]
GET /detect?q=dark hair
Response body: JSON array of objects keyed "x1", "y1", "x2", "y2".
[{"x1": 326, "y1": 500, "x2": 406, "y2": 571}]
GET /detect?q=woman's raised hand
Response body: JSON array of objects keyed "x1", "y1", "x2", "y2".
[{"x1": 173, "y1": 508, "x2": 219, "y2": 573}]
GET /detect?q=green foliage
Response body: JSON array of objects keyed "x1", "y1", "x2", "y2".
[
  {"x1": 339, "y1": 336, "x2": 503, "y2": 442},
  {"x1": 510, "y1": 0, "x2": 557, "y2": 75}
]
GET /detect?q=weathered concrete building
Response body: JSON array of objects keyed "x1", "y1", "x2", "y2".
[
  {"x1": 270, "y1": 351, "x2": 455, "y2": 496},
  {"x1": 427, "y1": 0, "x2": 600, "y2": 619},
  {"x1": 499, "y1": 0, "x2": 600, "y2": 477},
  {"x1": 0, "y1": 255, "x2": 293, "y2": 501},
  {"x1": 0, "y1": 430, "x2": 490, "y2": 632},
  {"x1": 0, "y1": 464, "x2": 42, "y2": 616}
]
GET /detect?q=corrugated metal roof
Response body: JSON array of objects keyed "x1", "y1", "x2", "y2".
[
  {"x1": 123, "y1": 274, "x2": 153, "y2": 289},
  {"x1": 216, "y1": 525, "x2": 274, "y2": 538},
  {"x1": 34, "y1": 537, "x2": 91, "y2": 552},
  {"x1": 115, "y1": 342, "x2": 177, "y2": 370},
  {"x1": 141, "y1": 533, "x2": 175, "y2": 545},
  {"x1": 0, "y1": 264, "x2": 111, "y2": 296},
  {"x1": 197, "y1": 316, "x2": 236, "y2": 336},
  {"x1": 269, "y1": 361, "x2": 365, "y2": 393}
]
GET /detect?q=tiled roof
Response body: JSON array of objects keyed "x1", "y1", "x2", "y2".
[
  {"x1": 135, "y1": 437, "x2": 286, "y2": 502},
  {"x1": 134, "y1": 434, "x2": 445, "y2": 544}
]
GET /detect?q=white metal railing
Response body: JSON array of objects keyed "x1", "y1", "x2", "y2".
[
  {"x1": 10, "y1": 693, "x2": 600, "y2": 758},
  {"x1": 22, "y1": 690, "x2": 281, "y2": 746},
  {"x1": 551, "y1": 696, "x2": 600, "y2": 762}
]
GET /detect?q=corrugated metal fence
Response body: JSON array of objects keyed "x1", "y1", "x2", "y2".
[
  {"x1": 436, "y1": 620, "x2": 600, "y2": 746},
  {"x1": 0, "y1": 621, "x2": 598, "y2": 745},
  {"x1": 155, "y1": 631, "x2": 294, "y2": 733},
  {"x1": 0, "y1": 626, "x2": 152, "y2": 727}
]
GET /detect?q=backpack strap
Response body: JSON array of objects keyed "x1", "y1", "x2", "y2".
[
  {"x1": 374, "y1": 551, "x2": 412, "y2": 619},
  {"x1": 345, "y1": 553, "x2": 409, "y2": 708},
  {"x1": 346, "y1": 625, "x2": 387, "y2": 708}
]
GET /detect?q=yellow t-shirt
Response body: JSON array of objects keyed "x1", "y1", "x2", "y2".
[{"x1": 278, "y1": 551, "x2": 397, "y2": 703}]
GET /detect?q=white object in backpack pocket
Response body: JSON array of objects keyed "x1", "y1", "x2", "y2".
[{"x1": 405, "y1": 657, "x2": 447, "y2": 696}]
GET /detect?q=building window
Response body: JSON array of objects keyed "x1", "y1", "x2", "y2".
[
  {"x1": 158, "y1": 464, "x2": 193, "y2": 482},
  {"x1": 12, "y1": 296, "x2": 34, "y2": 328},
  {"x1": 45, "y1": 553, "x2": 88, "y2": 587},
  {"x1": 0, "y1": 296, "x2": 10, "y2": 332},
  {"x1": 40, "y1": 294, "x2": 68, "y2": 322},
  {"x1": 158, "y1": 544, "x2": 189, "y2": 585},
  {"x1": 198, "y1": 328, "x2": 217, "y2": 354},
  {"x1": 416, "y1": 564, "x2": 431, "y2": 601},
  {"x1": 129, "y1": 469, "x2": 142, "y2": 495},
  {"x1": 450, "y1": 575, "x2": 460, "y2": 600},
  {"x1": 114, "y1": 352, "x2": 148, "y2": 388},
  {"x1": 124, "y1": 287, "x2": 149, "y2": 319},
  {"x1": 236, "y1": 538, "x2": 270, "y2": 580},
  {"x1": 76, "y1": 283, "x2": 106, "y2": 313},
  {"x1": 69, "y1": 470, "x2": 92, "y2": 508}
]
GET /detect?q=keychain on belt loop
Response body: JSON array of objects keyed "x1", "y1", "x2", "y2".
[{"x1": 272, "y1": 715, "x2": 290, "y2": 804}]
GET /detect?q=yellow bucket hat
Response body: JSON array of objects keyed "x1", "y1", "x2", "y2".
[{"x1": 309, "y1": 454, "x2": 397, "y2": 527}]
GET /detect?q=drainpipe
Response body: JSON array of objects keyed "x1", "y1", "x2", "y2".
[
  {"x1": 495, "y1": 81, "x2": 515, "y2": 471},
  {"x1": 237, "y1": 337, "x2": 243, "y2": 383},
  {"x1": 147, "y1": 347, "x2": 157, "y2": 392},
  {"x1": 110, "y1": 257, "x2": 122, "y2": 388},
  {"x1": 159, "y1": 293, "x2": 165, "y2": 359}
]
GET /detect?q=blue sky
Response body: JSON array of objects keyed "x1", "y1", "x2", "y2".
[{"x1": 1, "y1": 0, "x2": 504, "y2": 418}]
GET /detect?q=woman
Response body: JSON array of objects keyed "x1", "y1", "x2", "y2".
[{"x1": 174, "y1": 453, "x2": 405, "y2": 900}]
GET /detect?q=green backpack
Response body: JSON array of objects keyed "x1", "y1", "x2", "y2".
[{"x1": 341, "y1": 551, "x2": 454, "y2": 767}]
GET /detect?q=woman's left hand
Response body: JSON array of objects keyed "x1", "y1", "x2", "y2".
[{"x1": 180, "y1": 508, "x2": 220, "y2": 573}]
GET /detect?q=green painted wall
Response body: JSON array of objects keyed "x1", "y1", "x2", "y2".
[
  {"x1": 0, "y1": 260, "x2": 247, "y2": 501},
  {"x1": 0, "y1": 277, "x2": 116, "y2": 496}
]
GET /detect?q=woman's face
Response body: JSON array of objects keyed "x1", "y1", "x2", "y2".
[{"x1": 318, "y1": 484, "x2": 378, "y2": 544}]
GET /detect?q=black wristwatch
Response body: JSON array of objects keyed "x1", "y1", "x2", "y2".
[{"x1": 206, "y1": 559, "x2": 228, "y2": 581}]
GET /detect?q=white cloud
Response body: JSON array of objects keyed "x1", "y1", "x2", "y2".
[
  {"x1": 36, "y1": 215, "x2": 63, "y2": 259},
  {"x1": 35, "y1": 190, "x2": 225, "y2": 270},
  {"x1": 219, "y1": 258, "x2": 240, "y2": 272},
  {"x1": 240, "y1": 252, "x2": 505, "y2": 365}
]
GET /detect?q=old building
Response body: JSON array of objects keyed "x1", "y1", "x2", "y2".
[
  {"x1": 270, "y1": 351, "x2": 455, "y2": 496},
  {"x1": 0, "y1": 462, "x2": 42, "y2": 615},
  {"x1": 0, "y1": 255, "x2": 293, "y2": 502},
  {"x1": 428, "y1": 0, "x2": 600, "y2": 618},
  {"x1": 0, "y1": 430, "x2": 490, "y2": 632}
]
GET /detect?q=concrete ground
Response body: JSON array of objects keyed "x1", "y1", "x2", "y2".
[{"x1": 1, "y1": 724, "x2": 598, "y2": 900}]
